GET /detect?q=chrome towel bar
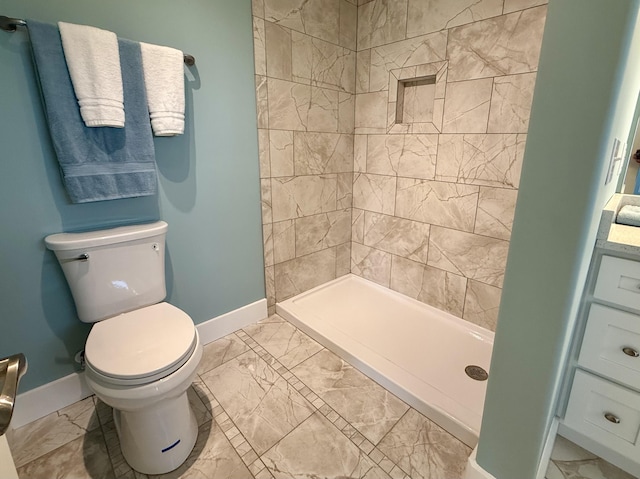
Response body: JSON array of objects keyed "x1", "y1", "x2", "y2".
[
  {"x1": 0, "y1": 353, "x2": 27, "y2": 436},
  {"x1": 0, "y1": 15, "x2": 196, "y2": 66}
]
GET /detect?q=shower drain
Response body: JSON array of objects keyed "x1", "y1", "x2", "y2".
[{"x1": 465, "y1": 365, "x2": 488, "y2": 381}]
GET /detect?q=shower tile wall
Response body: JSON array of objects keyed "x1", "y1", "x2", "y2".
[
  {"x1": 253, "y1": 0, "x2": 548, "y2": 329},
  {"x1": 253, "y1": 0, "x2": 358, "y2": 314}
]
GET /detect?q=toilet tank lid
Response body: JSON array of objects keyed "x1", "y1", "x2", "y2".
[{"x1": 44, "y1": 221, "x2": 168, "y2": 251}]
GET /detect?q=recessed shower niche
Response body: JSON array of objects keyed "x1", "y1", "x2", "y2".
[{"x1": 388, "y1": 61, "x2": 447, "y2": 134}]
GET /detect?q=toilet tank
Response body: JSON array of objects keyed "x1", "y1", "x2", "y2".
[{"x1": 44, "y1": 221, "x2": 168, "y2": 323}]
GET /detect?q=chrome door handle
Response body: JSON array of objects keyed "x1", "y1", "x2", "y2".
[{"x1": 0, "y1": 353, "x2": 27, "y2": 436}]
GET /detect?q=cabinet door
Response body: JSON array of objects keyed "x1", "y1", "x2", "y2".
[
  {"x1": 579, "y1": 304, "x2": 640, "y2": 390},
  {"x1": 594, "y1": 255, "x2": 640, "y2": 310}
]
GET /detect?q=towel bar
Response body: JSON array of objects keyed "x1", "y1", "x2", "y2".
[
  {"x1": 0, "y1": 15, "x2": 196, "y2": 66},
  {"x1": 0, "y1": 353, "x2": 27, "y2": 436}
]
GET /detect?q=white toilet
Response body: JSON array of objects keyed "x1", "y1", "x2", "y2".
[{"x1": 44, "y1": 221, "x2": 203, "y2": 475}]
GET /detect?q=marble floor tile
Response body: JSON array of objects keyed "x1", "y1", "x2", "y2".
[
  {"x1": 17, "y1": 428, "x2": 113, "y2": 479},
  {"x1": 243, "y1": 314, "x2": 324, "y2": 369},
  {"x1": 377, "y1": 408, "x2": 471, "y2": 479},
  {"x1": 198, "y1": 332, "x2": 251, "y2": 375},
  {"x1": 200, "y1": 350, "x2": 314, "y2": 455},
  {"x1": 262, "y1": 412, "x2": 389, "y2": 479},
  {"x1": 8, "y1": 396, "x2": 100, "y2": 468},
  {"x1": 292, "y1": 349, "x2": 409, "y2": 444},
  {"x1": 148, "y1": 420, "x2": 252, "y2": 479}
]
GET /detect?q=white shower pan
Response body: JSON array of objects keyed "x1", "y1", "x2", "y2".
[{"x1": 276, "y1": 274, "x2": 494, "y2": 447}]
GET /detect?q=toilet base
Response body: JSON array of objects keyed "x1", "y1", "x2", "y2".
[{"x1": 113, "y1": 391, "x2": 198, "y2": 475}]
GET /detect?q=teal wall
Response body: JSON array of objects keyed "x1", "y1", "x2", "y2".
[
  {"x1": 477, "y1": 1, "x2": 640, "y2": 477},
  {"x1": 0, "y1": 0, "x2": 265, "y2": 392}
]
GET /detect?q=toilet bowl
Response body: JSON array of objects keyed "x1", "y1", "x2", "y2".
[{"x1": 44, "y1": 221, "x2": 203, "y2": 475}]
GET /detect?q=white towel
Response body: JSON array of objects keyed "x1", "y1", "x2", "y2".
[
  {"x1": 58, "y1": 22, "x2": 124, "y2": 128},
  {"x1": 140, "y1": 42, "x2": 185, "y2": 136}
]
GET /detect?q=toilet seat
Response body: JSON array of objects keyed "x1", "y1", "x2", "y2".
[{"x1": 85, "y1": 302, "x2": 197, "y2": 386}]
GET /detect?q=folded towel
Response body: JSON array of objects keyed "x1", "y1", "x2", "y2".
[
  {"x1": 28, "y1": 20, "x2": 157, "y2": 203},
  {"x1": 617, "y1": 205, "x2": 640, "y2": 227},
  {"x1": 58, "y1": 22, "x2": 124, "y2": 128},
  {"x1": 140, "y1": 42, "x2": 185, "y2": 136}
]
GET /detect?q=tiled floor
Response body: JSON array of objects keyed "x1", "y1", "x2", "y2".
[
  {"x1": 7, "y1": 314, "x2": 471, "y2": 479},
  {"x1": 545, "y1": 435, "x2": 636, "y2": 479}
]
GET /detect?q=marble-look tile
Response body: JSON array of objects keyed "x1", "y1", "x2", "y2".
[
  {"x1": 199, "y1": 332, "x2": 251, "y2": 375},
  {"x1": 435, "y1": 133, "x2": 526, "y2": 188},
  {"x1": 419, "y1": 266, "x2": 467, "y2": 317},
  {"x1": 550, "y1": 457, "x2": 636, "y2": 479},
  {"x1": 265, "y1": 0, "x2": 340, "y2": 46},
  {"x1": 273, "y1": 219, "x2": 296, "y2": 264},
  {"x1": 367, "y1": 134, "x2": 438, "y2": 180},
  {"x1": 258, "y1": 129, "x2": 270, "y2": 178},
  {"x1": 186, "y1": 386, "x2": 213, "y2": 427},
  {"x1": 253, "y1": 17, "x2": 267, "y2": 76},
  {"x1": 369, "y1": 31, "x2": 448, "y2": 92},
  {"x1": 351, "y1": 242, "x2": 392, "y2": 287},
  {"x1": 264, "y1": 223, "x2": 274, "y2": 267},
  {"x1": 243, "y1": 315, "x2": 323, "y2": 369},
  {"x1": 266, "y1": 21, "x2": 292, "y2": 81},
  {"x1": 292, "y1": 31, "x2": 356, "y2": 93},
  {"x1": 201, "y1": 350, "x2": 314, "y2": 455},
  {"x1": 256, "y1": 75, "x2": 269, "y2": 129},
  {"x1": 357, "y1": 49, "x2": 371, "y2": 94},
  {"x1": 357, "y1": 0, "x2": 408, "y2": 50},
  {"x1": 9, "y1": 396, "x2": 99, "y2": 468},
  {"x1": 352, "y1": 208, "x2": 365, "y2": 244},
  {"x1": 406, "y1": 0, "x2": 503, "y2": 38},
  {"x1": 268, "y1": 78, "x2": 339, "y2": 132},
  {"x1": 340, "y1": 0, "x2": 358, "y2": 50},
  {"x1": 353, "y1": 173, "x2": 396, "y2": 215},
  {"x1": 463, "y1": 280, "x2": 501, "y2": 331},
  {"x1": 261, "y1": 178, "x2": 273, "y2": 223},
  {"x1": 377, "y1": 408, "x2": 471, "y2": 479},
  {"x1": 337, "y1": 172, "x2": 354, "y2": 209},
  {"x1": 262, "y1": 412, "x2": 387, "y2": 478},
  {"x1": 442, "y1": 78, "x2": 493, "y2": 133},
  {"x1": 271, "y1": 175, "x2": 337, "y2": 222},
  {"x1": 149, "y1": 420, "x2": 252, "y2": 479},
  {"x1": 339, "y1": 92, "x2": 356, "y2": 134},
  {"x1": 447, "y1": 6, "x2": 547, "y2": 82},
  {"x1": 266, "y1": 265, "x2": 276, "y2": 311},
  {"x1": 475, "y1": 187, "x2": 518, "y2": 240},
  {"x1": 296, "y1": 209, "x2": 351, "y2": 257},
  {"x1": 274, "y1": 247, "x2": 337, "y2": 301},
  {"x1": 390, "y1": 255, "x2": 425, "y2": 299},
  {"x1": 270, "y1": 130, "x2": 294, "y2": 177},
  {"x1": 336, "y1": 242, "x2": 352, "y2": 276},
  {"x1": 363, "y1": 211, "x2": 430, "y2": 263},
  {"x1": 294, "y1": 132, "x2": 353, "y2": 175},
  {"x1": 17, "y1": 428, "x2": 113, "y2": 479},
  {"x1": 395, "y1": 178, "x2": 479, "y2": 232},
  {"x1": 354, "y1": 135, "x2": 368, "y2": 172},
  {"x1": 503, "y1": 0, "x2": 548, "y2": 14},
  {"x1": 253, "y1": 0, "x2": 265, "y2": 18},
  {"x1": 293, "y1": 349, "x2": 409, "y2": 444},
  {"x1": 400, "y1": 79, "x2": 436, "y2": 124},
  {"x1": 428, "y1": 226, "x2": 509, "y2": 287},
  {"x1": 488, "y1": 72, "x2": 537, "y2": 133},
  {"x1": 355, "y1": 91, "x2": 389, "y2": 130}
]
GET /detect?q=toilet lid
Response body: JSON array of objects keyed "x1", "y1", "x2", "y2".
[{"x1": 85, "y1": 302, "x2": 197, "y2": 382}]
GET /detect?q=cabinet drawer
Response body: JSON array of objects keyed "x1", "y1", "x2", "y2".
[
  {"x1": 564, "y1": 370, "x2": 640, "y2": 455},
  {"x1": 579, "y1": 304, "x2": 640, "y2": 390},
  {"x1": 594, "y1": 255, "x2": 640, "y2": 310}
]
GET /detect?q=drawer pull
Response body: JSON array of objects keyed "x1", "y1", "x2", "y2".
[
  {"x1": 604, "y1": 412, "x2": 621, "y2": 424},
  {"x1": 622, "y1": 347, "x2": 639, "y2": 357}
]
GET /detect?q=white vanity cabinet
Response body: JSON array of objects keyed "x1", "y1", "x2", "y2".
[{"x1": 560, "y1": 253, "x2": 640, "y2": 477}]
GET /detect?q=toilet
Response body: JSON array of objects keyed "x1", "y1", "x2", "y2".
[{"x1": 44, "y1": 221, "x2": 203, "y2": 475}]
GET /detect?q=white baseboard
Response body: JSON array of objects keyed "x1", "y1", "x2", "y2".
[
  {"x1": 463, "y1": 447, "x2": 497, "y2": 479},
  {"x1": 537, "y1": 418, "x2": 559, "y2": 479},
  {"x1": 11, "y1": 298, "x2": 267, "y2": 430},
  {"x1": 196, "y1": 298, "x2": 267, "y2": 344}
]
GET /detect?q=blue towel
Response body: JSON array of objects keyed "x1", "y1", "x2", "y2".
[
  {"x1": 28, "y1": 20, "x2": 157, "y2": 203},
  {"x1": 617, "y1": 205, "x2": 640, "y2": 227}
]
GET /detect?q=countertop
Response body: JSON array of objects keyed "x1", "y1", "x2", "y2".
[{"x1": 596, "y1": 194, "x2": 640, "y2": 255}]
